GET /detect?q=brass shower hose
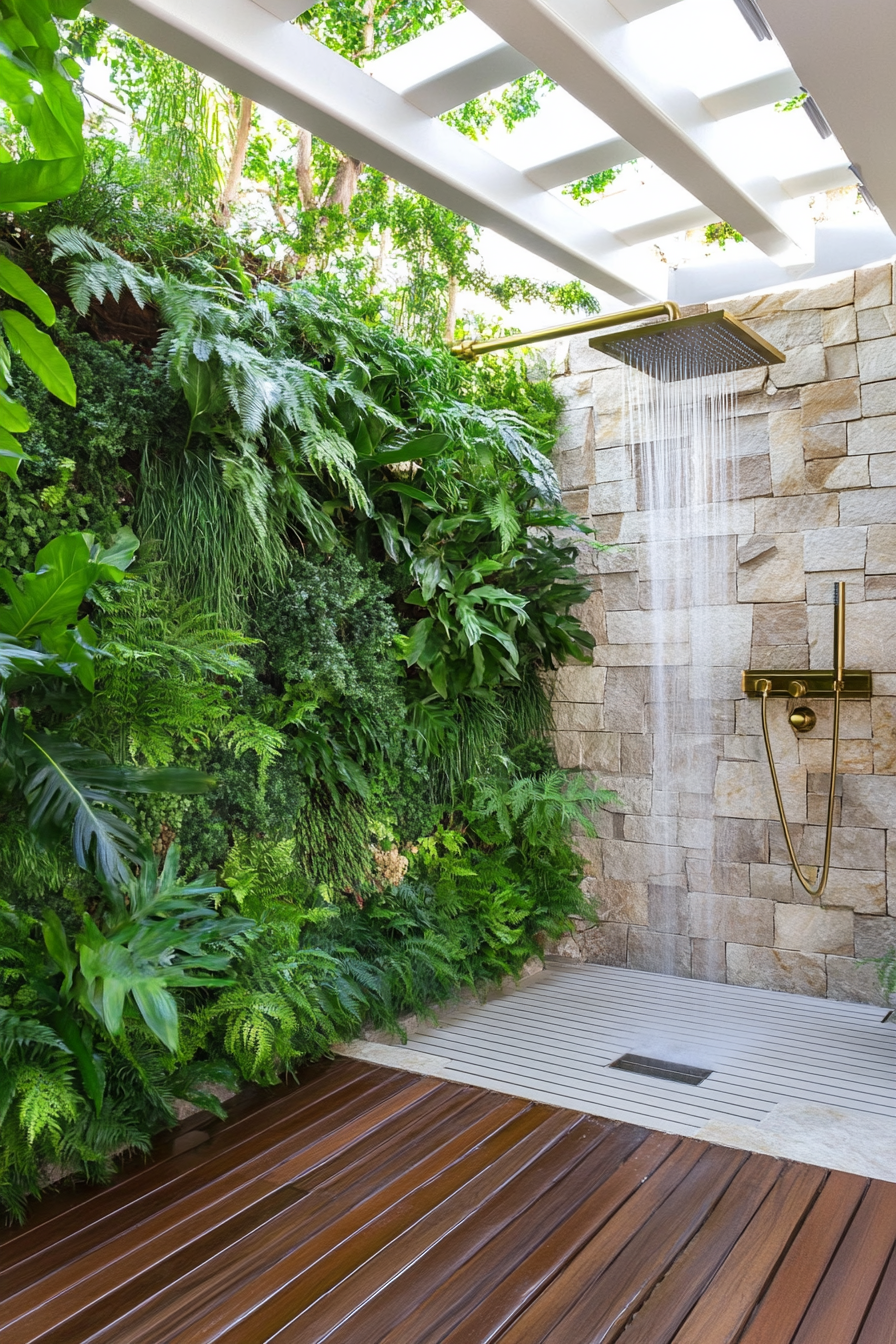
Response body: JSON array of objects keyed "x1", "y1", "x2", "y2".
[{"x1": 759, "y1": 680, "x2": 841, "y2": 898}]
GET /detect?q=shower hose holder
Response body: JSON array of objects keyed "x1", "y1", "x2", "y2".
[{"x1": 742, "y1": 583, "x2": 871, "y2": 897}]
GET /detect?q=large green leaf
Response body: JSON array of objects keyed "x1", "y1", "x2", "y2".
[
  {"x1": 0, "y1": 254, "x2": 55, "y2": 325},
  {"x1": 22, "y1": 733, "x2": 216, "y2": 884},
  {"x1": 0, "y1": 154, "x2": 83, "y2": 210},
  {"x1": 0, "y1": 388, "x2": 32, "y2": 432},
  {"x1": 1, "y1": 310, "x2": 76, "y2": 404},
  {"x1": 0, "y1": 533, "x2": 102, "y2": 639},
  {"x1": 0, "y1": 423, "x2": 30, "y2": 479}
]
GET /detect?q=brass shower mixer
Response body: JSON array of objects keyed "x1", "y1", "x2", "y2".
[{"x1": 742, "y1": 583, "x2": 872, "y2": 897}]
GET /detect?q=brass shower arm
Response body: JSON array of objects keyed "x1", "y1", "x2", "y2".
[{"x1": 448, "y1": 302, "x2": 682, "y2": 361}]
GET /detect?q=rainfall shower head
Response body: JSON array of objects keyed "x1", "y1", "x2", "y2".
[{"x1": 588, "y1": 309, "x2": 785, "y2": 382}]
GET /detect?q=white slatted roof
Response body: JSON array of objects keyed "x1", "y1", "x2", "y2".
[{"x1": 89, "y1": 0, "x2": 896, "y2": 306}]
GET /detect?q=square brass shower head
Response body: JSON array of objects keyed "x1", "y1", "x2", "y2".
[{"x1": 588, "y1": 309, "x2": 785, "y2": 381}]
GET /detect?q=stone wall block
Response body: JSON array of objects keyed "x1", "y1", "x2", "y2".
[
  {"x1": 826, "y1": 346, "x2": 858, "y2": 381},
  {"x1": 803, "y1": 526, "x2": 867, "y2": 571},
  {"x1": 797, "y1": 824, "x2": 885, "y2": 870},
  {"x1": 866, "y1": 524, "x2": 896, "y2": 573},
  {"x1": 862, "y1": 380, "x2": 896, "y2": 417},
  {"x1": 553, "y1": 702, "x2": 605, "y2": 732},
  {"x1": 627, "y1": 928, "x2": 691, "y2": 977},
  {"x1": 858, "y1": 307, "x2": 896, "y2": 341},
  {"x1": 593, "y1": 445, "x2": 631, "y2": 484},
  {"x1": 749, "y1": 863, "x2": 795, "y2": 901},
  {"x1": 785, "y1": 276, "x2": 854, "y2": 309},
  {"x1": 848, "y1": 415, "x2": 896, "y2": 455},
  {"x1": 568, "y1": 336, "x2": 619, "y2": 375},
  {"x1": 803, "y1": 423, "x2": 847, "y2": 460},
  {"x1": 818, "y1": 869, "x2": 886, "y2": 915},
  {"x1": 854, "y1": 914, "x2": 896, "y2": 959},
  {"x1": 712, "y1": 816, "x2": 769, "y2": 863},
  {"x1": 690, "y1": 891, "x2": 774, "y2": 945},
  {"x1": 858, "y1": 337, "x2": 896, "y2": 383},
  {"x1": 872, "y1": 698, "x2": 896, "y2": 773},
  {"x1": 594, "y1": 879, "x2": 650, "y2": 927},
  {"x1": 869, "y1": 455, "x2": 896, "y2": 488},
  {"x1": 751, "y1": 603, "x2": 808, "y2": 646},
  {"x1": 753, "y1": 311, "x2": 823, "y2": 348},
  {"x1": 775, "y1": 904, "x2": 853, "y2": 955},
  {"x1": 826, "y1": 956, "x2": 886, "y2": 1005},
  {"x1": 648, "y1": 881, "x2": 689, "y2": 935},
  {"x1": 623, "y1": 814, "x2": 676, "y2": 846},
  {"x1": 855, "y1": 262, "x2": 893, "y2": 310},
  {"x1": 621, "y1": 733, "x2": 654, "y2": 775},
  {"x1": 800, "y1": 377, "x2": 861, "y2": 427},
  {"x1": 823, "y1": 308, "x2": 857, "y2": 345},
  {"x1": 551, "y1": 663, "x2": 608, "y2": 702},
  {"x1": 579, "y1": 922, "x2": 628, "y2": 966},
  {"x1": 809, "y1": 599, "x2": 896, "y2": 669},
  {"x1": 602, "y1": 838, "x2": 685, "y2": 881},
  {"x1": 726, "y1": 944, "x2": 827, "y2": 995},
  {"x1": 767, "y1": 409, "x2": 806, "y2": 493},
  {"x1": 691, "y1": 939, "x2": 728, "y2": 983},
  {"x1": 736, "y1": 533, "x2": 805, "y2": 602},
  {"x1": 806, "y1": 457, "x2": 869, "y2": 491},
  {"x1": 715, "y1": 759, "x2": 806, "y2": 824}
]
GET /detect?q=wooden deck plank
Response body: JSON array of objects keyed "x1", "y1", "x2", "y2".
[
  {"x1": 0, "y1": 1055, "x2": 893, "y2": 1344},
  {"x1": 0, "y1": 1074, "x2": 444, "y2": 1344},
  {"x1": 737, "y1": 1169, "x2": 869, "y2": 1344},
  {"x1": 268, "y1": 1106, "x2": 576, "y2": 1344},
  {"x1": 790, "y1": 1181, "x2": 896, "y2": 1344}
]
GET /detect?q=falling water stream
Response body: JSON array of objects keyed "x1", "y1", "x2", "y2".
[{"x1": 620, "y1": 360, "x2": 742, "y2": 975}]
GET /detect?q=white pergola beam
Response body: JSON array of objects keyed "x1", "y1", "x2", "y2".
[
  {"x1": 250, "y1": 0, "x2": 314, "y2": 19},
  {"x1": 780, "y1": 165, "x2": 857, "y2": 200},
  {"x1": 526, "y1": 137, "x2": 636, "y2": 190},
  {"x1": 613, "y1": 203, "x2": 716, "y2": 246},
  {"x1": 701, "y1": 67, "x2": 801, "y2": 121},
  {"x1": 89, "y1": 0, "x2": 662, "y2": 303},
  {"x1": 464, "y1": 0, "x2": 812, "y2": 261},
  {"x1": 609, "y1": 0, "x2": 682, "y2": 20},
  {"x1": 759, "y1": 0, "x2": 896, "y2": 234},
  {"x1": 368, "y1": 13, "x2": 535, "y2": 117}
]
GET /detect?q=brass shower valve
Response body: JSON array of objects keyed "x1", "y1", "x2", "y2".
[{"x1": 741, "y1": 670, "x2": 872, "y2": 699}]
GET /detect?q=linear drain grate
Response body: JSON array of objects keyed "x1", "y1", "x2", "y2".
[{"x1": 609, "y1": 1053, "x2": 712, "y2": 1086}]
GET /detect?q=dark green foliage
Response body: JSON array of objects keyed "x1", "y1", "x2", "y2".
[{"x1": 0, "y1": 217, "x2": 611, "y2": 1225}]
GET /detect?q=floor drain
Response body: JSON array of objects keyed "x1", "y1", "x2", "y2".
[{"x1": 609, "y1": 1053, "x2": 712, "y2": 1086}]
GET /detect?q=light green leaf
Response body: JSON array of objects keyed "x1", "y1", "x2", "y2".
[
  {"x1": 1, "y1": 310, "x2": 76, "y2": 404},
  {"x1": 132, "y1": 980, "x2": 179, "y2": 1052},
  {"x1": 0, "y1": 388, "x2": 31, "y2": 432},
  {"x1": 0, "y1": 423, "x2": 30, "y2": 479},
  {"x1": 0, "y1": 254, "x2": 55, "y2": 325},
  {"x1": 0, "y1": 155, "x2": 83, "y2": 210}
]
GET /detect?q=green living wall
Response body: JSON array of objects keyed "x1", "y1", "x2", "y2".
[{"x1": 0, "y1": 210, "x2": 609, "y2": 1219}]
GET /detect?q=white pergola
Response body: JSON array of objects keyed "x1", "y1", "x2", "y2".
[{"x1": 89, "y1": 0, "x2": 896, "y2": 306}]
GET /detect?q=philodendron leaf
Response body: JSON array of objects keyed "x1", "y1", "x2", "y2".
[
  {"x1": 22, "y1": 733, "x2": 215, "y2": 884},
  {"x1": 0, "y1": 424, "x2": 30, "y2": 479},
  {"x1": 0, "y1": 533, "x2": 101, "y2": 639},
  {"x1": 1, "y1": 310, "x2": 76, "y2": 405},
  {"x1": 0, "y1": 156, "x2": 84, "y2": 211},
  {"x1": 0, "y1": 389, "x2": 31, "y2": 432},
  {"x1": 0, "y1": 255, "x2": 55, "y2": 326}
]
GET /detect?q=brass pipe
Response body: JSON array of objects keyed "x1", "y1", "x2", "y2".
[
  {"x1": 449, "y1": 302, "x2": 682, "y2": 361},
  {"x1": 758, "y1": 582, "x2": 846, "y2": 898}
]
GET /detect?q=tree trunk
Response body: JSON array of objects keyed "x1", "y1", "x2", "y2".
[
  {"x1": 295, "y1": 127, "x2": 316, "y2": 210},
  {"x1": 325, "y1": 155, "x2": 363, "y2": 214},
  {"x1": 361, "y1": 0, "x2": 375, "y2": 58},
  {"x1": 217, "y1": 95, "x2": 254, "y2": 224},
  {"x1": 443, "y1": 274, "x2": 459, "y2": 343}
]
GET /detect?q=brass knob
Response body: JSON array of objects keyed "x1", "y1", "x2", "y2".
[
  {"x1": 789, "y1": 680, "x2": 808, "y2": 698},
  {"x1": 756, "y1": 678, "x2": 772, "y2": 694},
  {"x1": 789, "y1": 706, "x2": 817, "y2": 734}
]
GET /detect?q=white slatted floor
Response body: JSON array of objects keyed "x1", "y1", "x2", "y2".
[{"x1": 399, "y1": 961, "x2": 896, "y2": 1136}]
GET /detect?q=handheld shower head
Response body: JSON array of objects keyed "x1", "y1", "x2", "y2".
[{"x1": 587, "y1": 309, "x2": 785, "y2": 382}]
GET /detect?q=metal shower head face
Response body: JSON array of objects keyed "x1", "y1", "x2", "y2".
[{"x1": 588, "y1": 309, "x2": 785, "y2": 382}]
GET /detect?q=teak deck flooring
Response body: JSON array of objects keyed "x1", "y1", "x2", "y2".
[{"x1": 1, "y1": 1057, "x2": 895, "y2": 1343}]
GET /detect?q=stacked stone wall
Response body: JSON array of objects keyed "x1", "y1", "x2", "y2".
[{"x1": 547, "y1": 260, "x2": 896, "y2": 1004}]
